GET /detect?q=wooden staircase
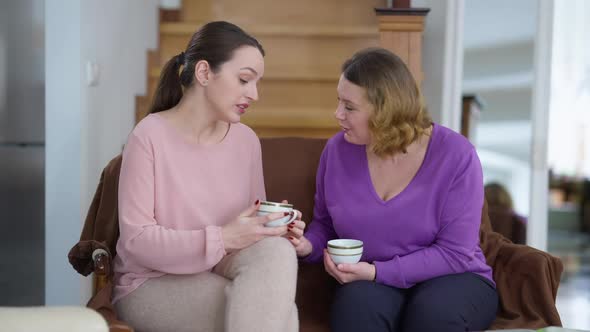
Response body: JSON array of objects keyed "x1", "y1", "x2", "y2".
[{"x1": 136, "y1": 0, "x2": 386, "y2": 138}]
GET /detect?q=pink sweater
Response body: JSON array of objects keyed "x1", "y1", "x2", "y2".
[{"x1": 112, "y1": 114, "x2": 266, "y2": 303}]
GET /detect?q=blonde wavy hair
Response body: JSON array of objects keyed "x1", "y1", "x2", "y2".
[{"x1": 341, "y1": 47, "x2": 432, "y2": 157}]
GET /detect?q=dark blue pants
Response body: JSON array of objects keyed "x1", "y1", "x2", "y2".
[{"x1": 330, "y1": 273, "x2": 498, "y2": 332}]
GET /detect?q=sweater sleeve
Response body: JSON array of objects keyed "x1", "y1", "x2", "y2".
[
  {"x1": 301, "y1": 144, "x2": 338, "y2": 263},
  {"x1": 117, "y1": 132, "x2": 226, "y2": 274},
  {"x1": 250, "y1": 137, "x2": 267, "y2": 203},
  {"x1": 373, "y1": 147, "x2": 484, "y2": 288}
]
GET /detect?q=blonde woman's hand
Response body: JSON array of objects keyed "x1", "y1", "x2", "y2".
[
  {"x1": 323, "y1": 249, "x2": 376, "y2": 284},
  {"x1": 221, "y1": 200, "x2": 290, "y2": 253},
  {"x1": 286, "y1": 216, "x2": 312, "y2": 257},
  {"x1": 277, "y1": 200, "x2": 312, "y2": 257}
]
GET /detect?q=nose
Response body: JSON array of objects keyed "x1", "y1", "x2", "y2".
[
  {"x1": 247, "y1": 84, "x2": 259, "y2": 101},
  {"x1": 334, "y1": 104, "x2": 346, "y2": 121}
]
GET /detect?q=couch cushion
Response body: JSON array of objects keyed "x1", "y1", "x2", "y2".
[
  {"x1": 260, "y1": 137, "x2": 327, "y2": 224},
  {"x1": 261, "y1": 137, "x2": 333, "y2": 332}
]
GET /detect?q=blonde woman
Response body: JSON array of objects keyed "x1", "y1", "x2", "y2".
[{"x1": 288, "y1": 48, "x2": 498, "y2": 332}]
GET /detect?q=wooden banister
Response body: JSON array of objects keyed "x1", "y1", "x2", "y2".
[
  {"x1": 375, "y1": 6, "x2": 429, "y2": 86},
  {"x1": 461, "y1": 94, "x2": 484, "y2": 143}
]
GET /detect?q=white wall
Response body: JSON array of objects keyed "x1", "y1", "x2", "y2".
[
  {"x1": 527, "y1": 0, "x2": 555, "y2": 251},
  {"x1": 45, "y1": 0, "x2": 83, "y2": 305},
  {"x1": 413, "y1": 0, "x2": 464, "y2": 131},
  {"x1": 548, "y1": 0, "x2": 590, "y2": 178},
  {"x1": 80, "y1": 0, "x2": 159, "y2": 216},
  {"x1": 46, "y1": 0, "x2": 158, "y2": 305}
]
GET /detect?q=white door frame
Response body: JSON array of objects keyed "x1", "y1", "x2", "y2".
[
  {"x1": 527, "y1": 0, "x2": 554, "y2": 251},
  {"x1": 415, "y1": 0, "x2": 465, "y2": 131}
]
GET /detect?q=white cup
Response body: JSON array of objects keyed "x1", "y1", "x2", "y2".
[
  {"x1": 327, "y1": 239, "x2": 363, "y2": 264},
  {"x1": 257, "y1": 201, "x2": 298, "y2": 227}
]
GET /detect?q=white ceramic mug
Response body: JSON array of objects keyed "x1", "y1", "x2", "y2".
[
  {"x1": 257, "y1": 200, "x2": 299, "y2": 227},
  {"x1": 327, "y1": 239, "x2": 363, "y2": 264}
]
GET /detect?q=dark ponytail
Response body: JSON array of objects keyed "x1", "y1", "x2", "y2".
[
  {"x1": 149, "y1": 53, "x2": 184, "y2": 114},
  {"x1": 149, "y1": 21, "x2": 265, "y2": 114}
]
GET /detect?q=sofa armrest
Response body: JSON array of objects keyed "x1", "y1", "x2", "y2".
[
  {"x1": 490, "y1": 243, "x2": 563, "y2": 329},
  {"x1": 89, "y1": 249, "x2": 134, "y2": 332},
  {"x1": 494, "y1": 244, "x2": 562, "y2": 299},
  {"x1": 0, "y1": 306, "x2": 108, "y2": 332}
]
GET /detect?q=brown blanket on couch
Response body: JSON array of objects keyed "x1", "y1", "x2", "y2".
[{"x1": 69, "y1": 138, "x2": 563, "y2": 331}]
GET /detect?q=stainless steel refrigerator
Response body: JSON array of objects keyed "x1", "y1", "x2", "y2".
[{"x1": 0, "y1": 0, "x2": 45, "y2": 305}]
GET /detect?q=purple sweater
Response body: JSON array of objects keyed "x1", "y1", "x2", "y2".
[{"x1": 303, "y1": 123, "x2": 494, "y2": 288}]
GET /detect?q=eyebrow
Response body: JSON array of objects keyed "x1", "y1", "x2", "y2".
[
  {"x1": 240, "y1": 67, "x2": 258, "y2": 75},
  {"x1": 337, "y1": 96, "x2": 359, "y2": 107}
]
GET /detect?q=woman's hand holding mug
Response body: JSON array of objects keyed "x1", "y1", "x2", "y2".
[{"x1": 221, "y1": 200, "x2": 290, "y2": 253}]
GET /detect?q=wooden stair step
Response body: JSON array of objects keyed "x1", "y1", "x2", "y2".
[
  {"x1": 136, "y1": 0, "x2": 388, "y2": 137},
  {"x1": 160, "y1": 22, "x2": 379, "y2": 38},
  {"x1": 149, "y1": 67, "x2": 340, "y2": 82},
  {"x1": 136, "y1": 97, "x2": 340, "y2": 138},
  {"x1": 148, "y1": 70, "x2": 339, "y2": 109},
  {"x1": 242, "y1": 106, "x2": 337, "y2": 128},
  {"x1": 180, "y1": 0, "x2": 386, "y2": 26},
  {"x1": 243, "y1": 106, "x2": 340, "y2": 138},
  {"x1": 158, "y1": 32, "x2": 378, "y2": 79},
  {"x1": 257, "y1": 80, "x2": 338, "y2": 110},
  {"x1": 252, "y1": 127, "x2": 339, "y2": 138},
  {"x1": 135, "y1": 95, "x2": 151, "y2": 123},
  {"x1": 147, "y1": 50, "x2": 159, "y2": 72},
  {"x1": 142, "y1": 76, "x2": 340, "y2": 127}
]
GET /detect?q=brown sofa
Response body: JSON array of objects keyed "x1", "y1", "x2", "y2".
[{"x1": 69, "y1": 137, "x2": 563, "y2": 332}]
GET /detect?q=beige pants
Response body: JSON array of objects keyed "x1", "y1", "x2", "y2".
[{"x1": 115, "y1": 237, "x2": 299, "y2": 332}]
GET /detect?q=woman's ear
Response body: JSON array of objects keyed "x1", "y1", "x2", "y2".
[{"x1": 194, "y1": 60, "x2": 211, "y2": 86}]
